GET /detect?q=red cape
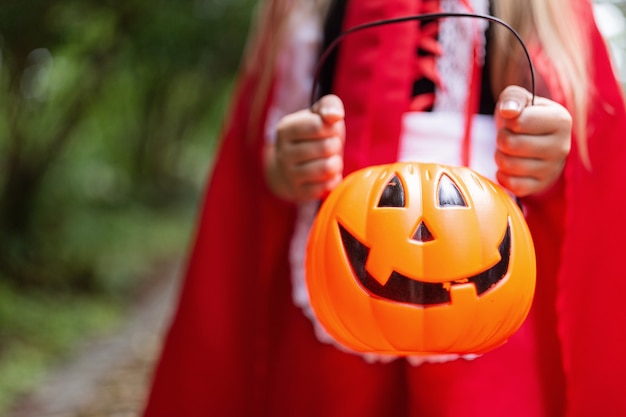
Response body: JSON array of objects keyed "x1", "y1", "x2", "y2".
[{"x1": 143, "y1": 1, "x2": 626, "y2": 416}]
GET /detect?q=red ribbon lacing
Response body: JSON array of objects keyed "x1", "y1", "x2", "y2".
[{"x1": 409, "y1": 0, "x2": 483, "y2": 167}]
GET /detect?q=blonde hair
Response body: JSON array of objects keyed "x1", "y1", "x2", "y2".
[
  {"x1": 240, "y1": 0, "x2": 330, "y2": 142},
  {"x1": 244, "y1": 0, "x2": 591, "y2": 160},
  {"x1": 239, "y1": 0, "x2": 293, "y2": 141},
  {"x1": 491, "y1": 0, "x2": 590, "y2": 165}
]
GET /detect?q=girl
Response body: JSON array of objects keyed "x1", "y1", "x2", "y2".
[{"x1": 143, "y1": 1, "x2": 626, "y2": 416}]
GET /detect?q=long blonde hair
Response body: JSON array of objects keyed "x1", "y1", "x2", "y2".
[
  {"x1": 491, "y1": 0, "x2": 590, "y2": 164},
  {"x1": 243, "y1": 0, "x2": 590, "y2": 160}
]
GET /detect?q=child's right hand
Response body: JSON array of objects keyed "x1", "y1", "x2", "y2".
[{"x1": 265, "y1": 94, "x2": 346, "y2": 202}]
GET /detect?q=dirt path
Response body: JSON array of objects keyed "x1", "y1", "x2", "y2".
[{"x1": 6, "y1": 263, "x2": 182, "y2": 417}]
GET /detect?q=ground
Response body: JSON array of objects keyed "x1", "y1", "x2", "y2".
[{"x1": 5, "y1": 263, "x2": 181, "y2": 417}]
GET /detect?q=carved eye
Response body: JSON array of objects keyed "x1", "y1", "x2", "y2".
[
  {"x1": 378, "y1": 175, "x2": 405, "y2": 208},
  {"x1": 438, "y1": 174, "x2": 467, "y2": 207}
]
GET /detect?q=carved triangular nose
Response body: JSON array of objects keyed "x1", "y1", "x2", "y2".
[{"x1": 412, "y1": 221, "x2": 434, "y2": 242}]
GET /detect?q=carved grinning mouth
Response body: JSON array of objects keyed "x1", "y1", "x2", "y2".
[{"x1": 338, "y1": 223, "x2": 511, "y2": 306}]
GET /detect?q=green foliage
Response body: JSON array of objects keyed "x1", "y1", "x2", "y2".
[
  {"x1": 0, "y1": 0, "x2": 256, "y2": 289},
  {"x1": 0, "y1": 0, "x2": 256, "y2": 411}
]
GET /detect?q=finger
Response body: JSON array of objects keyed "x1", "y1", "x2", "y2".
[
  {"x1": 496, "y1": 130, "x2": 569, "y2": 159},
  {"x1": 288, "y1": 154, "x2": 344, "y2": 184},
  {"x1": 497, "y1": 85, "x2": 533, "y2": 119},
  {"x1": 500, "y1": 101, "x2": 572, "y2": 135},
  {"x1": 287, "y1": 154, "x2": 344, "y2": 201},
  {"x1": 311, "y1": 94, "x2": 345, "y2": 125},
  {"x1": 281, "y1": 135, "x2": 343, "y2": 166},
  {"x1": 297, "y1": 174, "x2": 343, "y2": 201},
  {"x1": 495, "y1": 171, "x2": 541, "y2": 198},
  {"x1": 494, "y1": 150, "x2": 554, "y2": 179},
  {"x1": 277, "y1": 110, "x2": 338, "y2": 141}
]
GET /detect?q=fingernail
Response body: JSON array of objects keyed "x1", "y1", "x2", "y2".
[
  {"x1": 501, "y1": 100, "x2": 522, "y2": 113},
  {"x1": 320, "y1": 106, "x2": 343, "y2": 123}
]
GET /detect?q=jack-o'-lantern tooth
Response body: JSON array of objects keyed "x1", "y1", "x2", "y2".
[{"x1": 412, "y1": 221, "x2": 434, "y2": 242}]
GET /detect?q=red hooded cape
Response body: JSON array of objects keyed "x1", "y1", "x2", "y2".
[{"x1": 143, "y1": 1, "x2": 626, "y2": 416}]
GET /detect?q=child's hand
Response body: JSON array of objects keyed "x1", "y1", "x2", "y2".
[
  {"x1": 494, "y1": 85, "x2": 572, "y2": 197},
  {"x1": 265, "y1": 94, "x2": 345, "y2": 202}
]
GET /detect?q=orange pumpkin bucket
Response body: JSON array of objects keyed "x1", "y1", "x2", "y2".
[
  {"x1": 305, "y1": 162, "x2": 535, "y2": 355},
  {"x1": 305, "y1": 13, "x2": 537, "y2": 356}
]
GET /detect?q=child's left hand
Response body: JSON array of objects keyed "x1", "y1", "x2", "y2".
[{"x1": 494, "y1": 85, "x2": 572, "y2": 197}]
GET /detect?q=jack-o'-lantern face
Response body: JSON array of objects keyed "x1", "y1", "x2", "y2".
[{"x1": 305, "y1": 162, "x2": 536, "y2": 356}]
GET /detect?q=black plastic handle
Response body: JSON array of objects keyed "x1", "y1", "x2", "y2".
[{"x1": 310, "y1": 12, "x2": 536, "y2": 107}]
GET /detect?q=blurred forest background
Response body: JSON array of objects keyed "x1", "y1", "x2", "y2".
[
  {"x1": 0, "y1": 0, "x2": 255, "y2": 411},
  {"x1": 0, "y1": 0, "x2": 625, "y2": 414}
]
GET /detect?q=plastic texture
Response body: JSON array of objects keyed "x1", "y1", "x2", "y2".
[{"x1": 305, "y1": 162, "x2": 536, "y2": 356}]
